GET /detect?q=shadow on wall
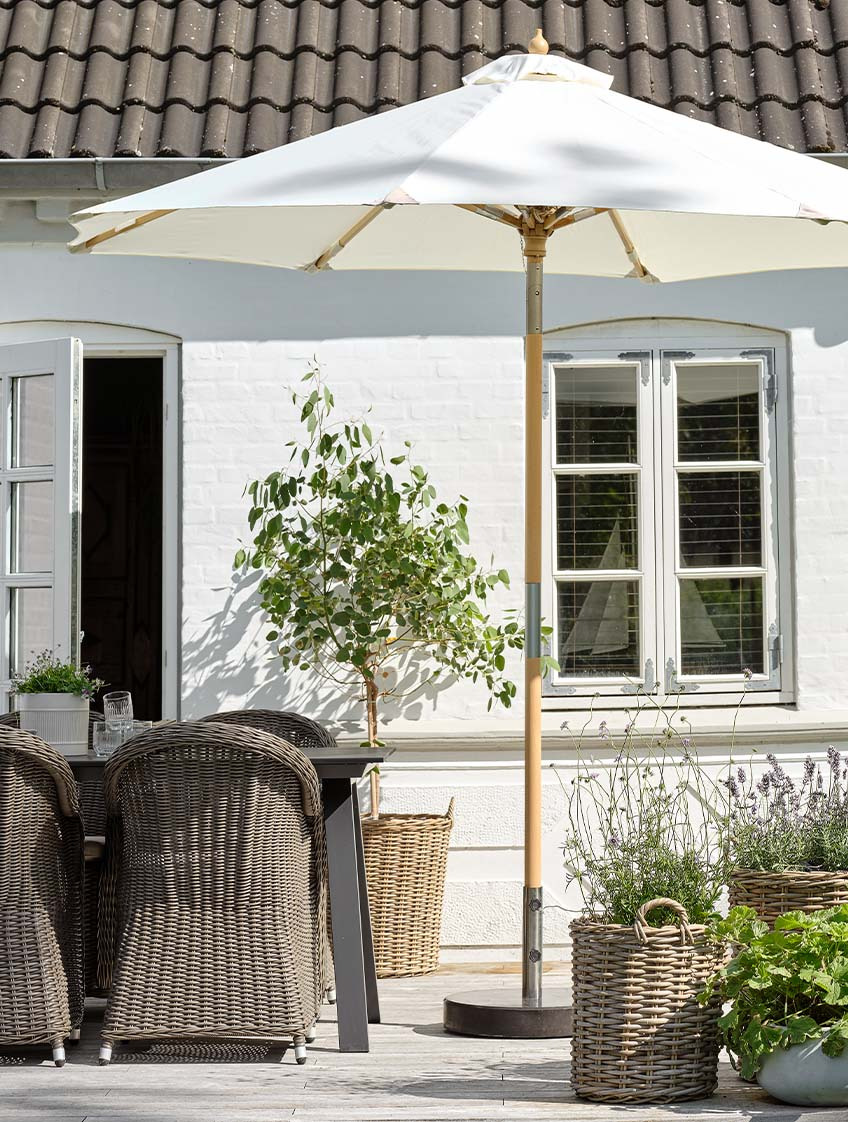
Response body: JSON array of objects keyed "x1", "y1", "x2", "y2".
[{"x1": 180, "y1": 569, "x2": 454, "y2": 734}]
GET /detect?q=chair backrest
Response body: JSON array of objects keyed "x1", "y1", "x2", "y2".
[
  {"x1": 103, "y1": 721, "x2": 326, "y2": 912},
  {"x1": 199, "y1": 708, "x2": 336, "y2": 752},
  {"x1": 0, "y1": 727, "x2": 82, "y2": 895}
]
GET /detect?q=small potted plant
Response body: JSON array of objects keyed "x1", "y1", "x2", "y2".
[
  {"x1": 238, "y1": 367, "x2": 526, "y2": 976},
  {"x1": 727, "y1": 749, "x2": 848, "y2": 923},
  {"x1": 702, "y1": 905, "x2": 848, "y2": 1106},
  {"x1": 12, "y1": 651, "x2": 104, "y2": 756},
  {"x1": 563, "y1": 704, "x2": 731, "y2": 1103}
]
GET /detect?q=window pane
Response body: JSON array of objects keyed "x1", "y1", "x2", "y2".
[
  {"x1": 11, "y1": 481, "x2": 53, "y2": 574},
  {"x1": 557, "y1": 580, "x2": 640, "y2": 677},
  {"x1": 677, "y1": 364, "x2": 760, "y2": 462},
  {"x1": 555, "y1": 366, "x2": 637, "y2": 464},
  {"x1": 11, "y1": 375, "x2": 54, "y2": 468},
  {"x1": 10, "y1": 587, "x2": 51, "y2": 676},
  {"x1": 556, "y1": 475, "x2": 638, "y2": 571},
  {"x1": 679, "y1": 577, "x2": 764, "y2": 676},
  {"x1": 678, "y1": 471, "x2": 761, "y2": 568}
]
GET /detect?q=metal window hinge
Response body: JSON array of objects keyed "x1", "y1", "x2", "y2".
[
  {"x1": 661, "y1": 350, "x2": 695, "y2": 385},
  {"x1": 542, "y1": 352, "x2": 573, "y2": 418},
  {"x1": 618, "y1": 350, "x2": 651, "y2": 387},
  {"x1": 622, "y1": 656, "x2": 657, "y2": 695},
  {"x1": 770, "y1": 631, "x2": 783, "y2": 670},
  {"x1": 665, "y1": 657, "x2": 699, "y2": 694},
  {"x1": 741, "y1": 349, "x2": 776, "y2": 412}
]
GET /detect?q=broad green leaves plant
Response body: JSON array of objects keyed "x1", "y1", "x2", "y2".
[
  {"x1": 702, "y1": 904, "x2": 848, "y2": 1079},
  {"x1": 237, "y1": 366, "x2": 526, "y2": 746}
]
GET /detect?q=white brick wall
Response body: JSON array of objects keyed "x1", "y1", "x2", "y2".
[{"x1": 3, "y1": 236, "x2": 848, "y2": 955}]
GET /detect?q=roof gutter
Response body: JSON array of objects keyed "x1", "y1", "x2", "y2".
[{"x1": 0, "y1": 158, "x2": 233, "y2": 198}]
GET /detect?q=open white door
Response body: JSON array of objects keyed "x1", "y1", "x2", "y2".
[{"x1": 0, "y1": 339, "x2": 83, "y2": 708}]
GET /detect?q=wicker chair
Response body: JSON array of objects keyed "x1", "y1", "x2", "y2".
[
  {"x1": 199, "y1": 709, "x2": 336, "y2": 751},
  {"x1": 0, "y1": 710, "x2": 107, "y2": 833},
  {"x1": 0, "y1": 728, "x2": 85, "y2": 1066},
  {"x1": 97, "y1": 721, "x2": 327, "y2": 1065},
  {"x1": 199, "y1": 709, "x2": 338, "y2": 1003}
]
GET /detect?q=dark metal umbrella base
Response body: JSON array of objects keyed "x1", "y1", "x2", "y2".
[{"x1": 443, "y1": 987, "x2": 573, "y2": 1039}]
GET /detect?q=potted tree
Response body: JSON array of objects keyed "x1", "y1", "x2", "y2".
[
  {"x1": 727, "y1": 749, "x2": 848, "y2": 923},
  {"x1": 238, "y1": 367, "x2": 527, "y2": 976},
  {"x1": 702, "y1": 905, "x2": 848, "y2": 1106},
  {"x1": 12, "y1": 651, "x2": 104, "y2": 756},
  {"x1": 563, "y1": 705, "x2": 731, "y2": 1103}
]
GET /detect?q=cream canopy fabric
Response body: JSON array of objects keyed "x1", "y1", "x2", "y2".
[{"x1": 69, "y1": 53, "x2": 848, "y2": 282}]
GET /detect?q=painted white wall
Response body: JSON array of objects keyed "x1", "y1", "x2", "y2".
[{"x1": 2, "y1": 214, "x2": 848, "y2": 957}]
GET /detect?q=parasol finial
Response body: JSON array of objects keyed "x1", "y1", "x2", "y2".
[{"x1": 528, "y1": 28, "x2": 549, "y2": 55}]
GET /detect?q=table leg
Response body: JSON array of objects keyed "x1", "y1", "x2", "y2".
[
  {"x1": 323, "y1": 777, "x2": 369, "y2": 1052},
  {"x1": 351, "y1": 784, "x2": 380, "y2": 1024}
]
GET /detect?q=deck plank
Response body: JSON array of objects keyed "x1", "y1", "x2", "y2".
[{"x1": 0, "y1": 973, "x2": 844, "y2": 1122}]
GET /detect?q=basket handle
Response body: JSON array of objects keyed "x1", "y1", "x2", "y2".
[
  {"x1": 633, "y1": 897, "x2": 693, "y2": 946},
  {"x1": 446, "y1": 797, "x2": 456, "y2": 823}
]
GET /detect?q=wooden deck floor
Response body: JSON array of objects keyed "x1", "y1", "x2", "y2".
[{"x1": 0, "y1": 971, "x2": 843, "y2": 1122}]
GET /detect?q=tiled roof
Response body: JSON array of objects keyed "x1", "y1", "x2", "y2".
[{"x1": 0, "y1": 0, "x2": 846, "y2": 161}]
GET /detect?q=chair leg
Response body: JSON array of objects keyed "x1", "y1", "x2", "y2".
[
  {"x1": 52, "y1": 1041, "x2": 66, "y2": 1067},
  {"x1": 69, "y1": 1028, "x2": 81, "y2": 1043},
  {"x1": 293, "y1": 1035, "x2": 307, "y2": 1065},
  {"x1": 326, "y1": 985, "x2": 337, "y2": 1005},
  {"x1": 305, "y1": 1024, "x2": 317, "y2": 1043},
  {"x1": 98, "y1": 1041, "x2": 113, "y2": 1066}
]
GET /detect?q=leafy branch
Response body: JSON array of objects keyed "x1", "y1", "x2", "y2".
[{"x1": 237, "y1": 365, "x2": 528, "y2": 756}]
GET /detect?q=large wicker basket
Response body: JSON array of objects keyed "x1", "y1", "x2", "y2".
[
  {"x1": 571, "y1": 898, "x2": 728, "y2": 1104},
  {"x1": 361, "y1": 799, "x2": 454, "y2": 977},
  {"x1": 729, "y1": 868, "x2": 848, "y2": 925}
]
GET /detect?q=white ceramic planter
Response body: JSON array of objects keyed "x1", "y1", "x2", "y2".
[
  {"x1": 758, "y1": 1035, "x2": 848, "y2": 1106},
  {"x1": 17, "y1": 693, "x2": 89, "y2": 756}
]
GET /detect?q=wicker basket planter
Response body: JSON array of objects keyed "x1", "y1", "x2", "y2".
[
  {"x1": 729, "y1": 868, "x2": 848, "y2": 925},
  {"x1": 571, "y1": 898, "x2": 728, "y2": 1104},
  {"x1": 361, "y1": 799, "x2": 454, "y2": 977}
]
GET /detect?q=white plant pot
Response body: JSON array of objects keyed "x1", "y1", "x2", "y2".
[
  {"x1": 758, "y1": 1035, "x2": 848, "y2": 1106},
  {"x1": 16, "y1": 693, "x2": 89, "y2": 756}
]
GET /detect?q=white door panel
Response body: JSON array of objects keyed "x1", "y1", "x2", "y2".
[{"x1": 0, "y1": 339, "x2": 82, "y2": 706}]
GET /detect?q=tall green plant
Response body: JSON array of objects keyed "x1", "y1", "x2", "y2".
[{"x1": 237, "y1": 366, "x2": 529, "y2": 756}]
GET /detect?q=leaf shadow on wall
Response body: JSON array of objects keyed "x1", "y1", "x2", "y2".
[{"x1": 180, "y1": 569, "x2": 456, "y2": 734}]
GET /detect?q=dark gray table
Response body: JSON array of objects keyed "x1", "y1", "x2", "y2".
[{"x1": 68, "y1": 745, "x2": 385, "y2": 1053}]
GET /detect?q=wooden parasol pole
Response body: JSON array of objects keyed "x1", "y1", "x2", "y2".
[
  {"x1": 521, "y1": 210, "x2": 549, "y2": 1004},
  {"x1": 442, "y1": 29, "x2": 572, "y2": 1038}
]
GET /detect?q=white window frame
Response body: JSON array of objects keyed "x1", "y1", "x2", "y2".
[
  {"x1": 0, "y1": 323, "x2": 181, "y2": 719},
  {"x1": 542, "y1": 321, "x2": 794, "y2": 709}
]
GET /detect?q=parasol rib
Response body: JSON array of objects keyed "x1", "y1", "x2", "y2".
[
  {"x1": 72, "y1": 208, "x2": 175, "y2": 252},
  {"x1": 608, "y1": 209, "x2": 658, "y2": 281},
  {"x1": 308, "y1": 204, "x2": 389, "y2": 271}
]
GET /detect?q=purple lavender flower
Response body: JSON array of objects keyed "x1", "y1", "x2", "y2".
[
  {"x1": 828, "y1": 745, "x2": 842, "y2": 773},
  {"x1": 805, "y1": 757, "x2": 816, "y2": 781},
  {"x1": 737, "y1": 766, "x2": 747, "y2": 784},
  {"x1": 598, "y1": 721, "x2": 609, "y2": 741}
]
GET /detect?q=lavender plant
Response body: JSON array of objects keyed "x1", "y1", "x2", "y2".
[
  {"x1": 562, "y1": 696, "x2": 733, "y2": 927},
  {"x1": 728, "y1": 748, "x2": 848, "y2": 872}
]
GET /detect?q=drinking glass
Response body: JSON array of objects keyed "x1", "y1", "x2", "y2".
[
  {"x1": 92, "y1": 725, "x2": 123, "y2": 758},
  {"x1": 103, "y1": 690, "x2": 133, "y2": 738}
]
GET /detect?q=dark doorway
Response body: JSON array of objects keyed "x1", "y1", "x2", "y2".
[{"x1": 81, "y1": 358, "x2": 163, "y2": 720}]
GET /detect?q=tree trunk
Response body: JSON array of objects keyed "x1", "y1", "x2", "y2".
[{"x1": 365, "y1": 675, "x2": 380, "y2": 819}]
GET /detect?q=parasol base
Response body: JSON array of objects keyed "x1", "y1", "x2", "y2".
[{"x1": 443, "y1": 987, "x2": 573, "y2": 1039}]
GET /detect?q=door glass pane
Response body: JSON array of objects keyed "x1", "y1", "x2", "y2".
[
  {"x1": 679, "y1": 577, "x2": 764, "y2": 676},
  {"x1": 555, "y1": 366, "x2": 638, "y2": 464},
  {"x1": 556, "y1": 475, "x2": 638, "y2": 570},
  {"x1": 11, "y1": 481, "x2": 53, "y2": 573},
  {"x1": 678, "y1": 471, "x2": 761, "y2": 568},
  {"x1": 677, "y1": 364, "x2": 760, "y2": 462},
  {"x1": 557, "y1": 580, "x2": 640, "y2": 676},
  {"x1": 11, "y1": 375, "x2": 54, "y2": 468},
  {"x1": 10, "y1": 587, "x2": 51, "y2": 676}
]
